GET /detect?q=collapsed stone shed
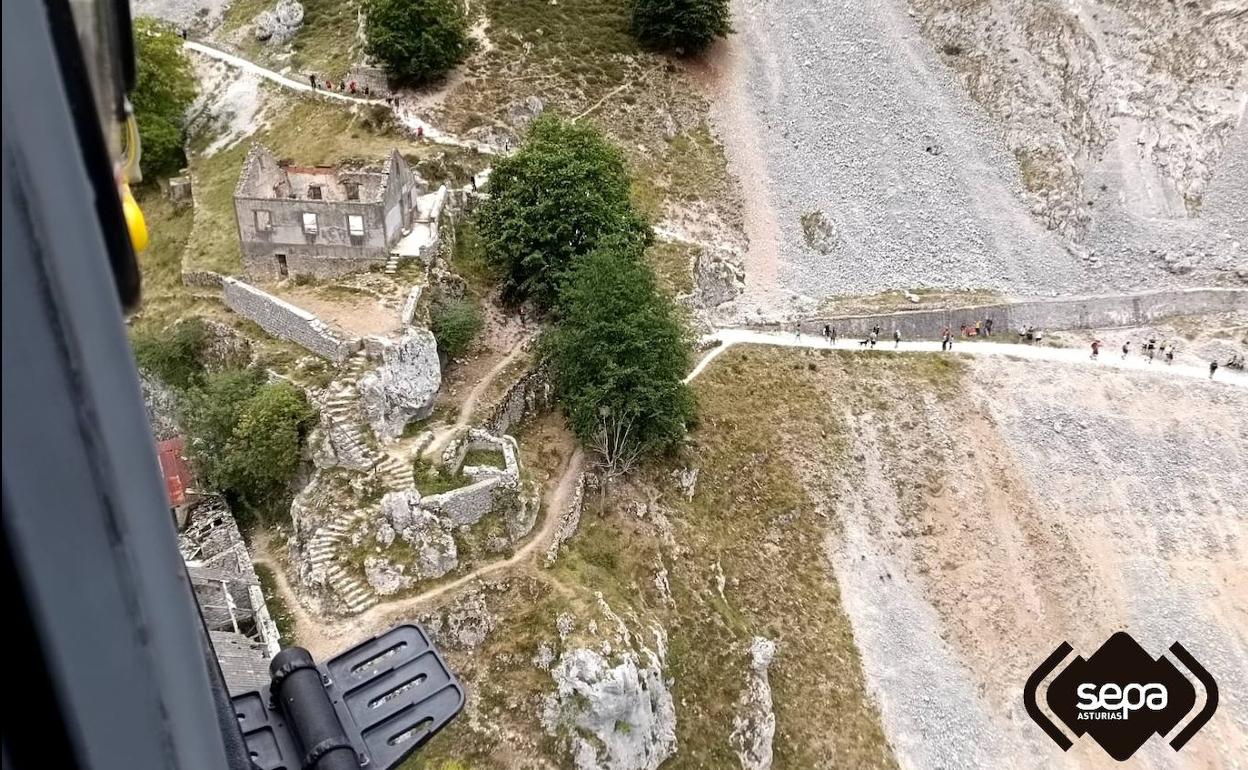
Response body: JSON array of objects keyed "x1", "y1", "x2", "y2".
[{"x1": 234, "y1": 144, "x2": 427, "y2": 280}]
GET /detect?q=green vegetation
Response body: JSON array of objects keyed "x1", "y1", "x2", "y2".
[
  {"x1": 133, "y1": 18, "x2": 197, "y2": 178},
  {"x1": 448, "y1": 220, "x2": 495, "y2": 297},
  {"x1": 475, "y1": 115, "x2": 650, "y2": 309},
  {"x1": 364, "y1": 0, "x2": 472, "y2": 84},
  {"x1": 462, "y1": 448, "x2": 506, "y2": 469},
  {"x1": 430, "y1": 295, "x2": 483, "y2": 360},
  {"x1": 413, "y1": 457, "x2": 472, "y2": 495},
  {"x1": 182, "y1": 371, "x2": 318, "y2": 527},
  {"x1": 133, "y1": 321, "x2": 317, "y2": 527},
  {"x1": 292, "y1": 0, "x2": 361, "y2": 74},
  {"x1": 630, "y1": 0, "x2": 731, "y2": 54},
  {"x1": 133, "y1": 317, "x2": 210, "y2": 389},
  {"x1": 254, "y1": 564, "x2": 295, "y2": 643},
  {"x1": 544, "y1": 235, "x2": 695, "y2": 462}
]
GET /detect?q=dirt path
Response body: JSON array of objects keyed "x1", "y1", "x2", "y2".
[
  {"x1": 183, "y1": 40, "x2": 497, "y2": 154},
  {"x1": 263, "y1": 440, "x2": 583, "y2": 660},
  {"x1": 422, "y1": 337, "x2": 534, "y2": 460},
  {"x1": 687, "y1": 328, "x2": 1248, "y2": 389}
]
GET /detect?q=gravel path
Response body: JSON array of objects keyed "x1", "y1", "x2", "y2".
[
  {"x1": 721, "y1": 0, "x2": 1080, "y2": 305},
  {"x1": 688, "y1": 329, "x2": 1248, "y2": 389}
]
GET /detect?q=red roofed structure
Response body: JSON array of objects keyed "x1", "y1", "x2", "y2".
[{"x1": 157, "y1": 436, "x2": 195, "y2": 508}]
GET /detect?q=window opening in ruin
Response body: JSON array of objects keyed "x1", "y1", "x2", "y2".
[
  {"x1": 302, "y1": 212, "x2": 318, "y2": 234},
  {"x1": 308, "y1": 184, "x2": 323, "y2": 200},
  {"x1": 344, "y1": 182, "x2": 360, "y2": 201},
  {"x1": 276, "y1": 253, "x2": 288, "y2": 278},
  {"x1": 254, "y1": 209, "x2": 272, "y2": 232},
  {"x1": 348, "y1": 214, "x2": 365, "y2": 238}
]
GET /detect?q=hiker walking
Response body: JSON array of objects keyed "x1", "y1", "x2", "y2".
[
  {"x1": 894, "y1": 329, "x2": 901, "y2": 348},
  {"x1": 1121, "y1": 341, "x2": 1130, "y2": 359},
  {"x1": 1090, "y1": 340, "x2": 1102, "y2": 360},
  {"x1": 985, "y1": 318, "x2": 994, "y2": 336},
  {"x1": 830, "y1": 327, "x2": 838, "y2": 344},
  {"x1": 869, "y1": 330, "x2": 878, "y2": 348},
  {"x1": 1165, "y1": 346, "x2": 1175, "y2": 365},
  {"x1": 823, "y1": 324, "x2": 831, "y2": 341},
  {"x1": 795, "y1": 326, "x2": 802, "y2": 341},
  {"x1": 1209, "y1": 360, "x2": 1219, "y2": 379}
]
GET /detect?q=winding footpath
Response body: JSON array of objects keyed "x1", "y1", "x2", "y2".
[
  {"x1": 261, "y1": 324, "x2": 1244, "y2": 657},
  {"x1": 687, "y1": 329, "x2": 1248, "y2": 389},
  {"x1": 183, "y1": 40, "x2": 497, "y2": 154}
]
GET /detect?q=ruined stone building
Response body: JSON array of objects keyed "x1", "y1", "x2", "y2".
[
  {"x1": 234, "y1": 144, "x2": 443, "y2": 280},
  {"x1": 178, "y1": 496, "x2": 282, "y2": 694}
]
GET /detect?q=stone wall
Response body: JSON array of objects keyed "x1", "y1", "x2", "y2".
[
  {"x1": 794, "y1": 288, "x2": 1247, "y2": 340},
  {"x1": 545, "y1": 471, "x2": 587, "y2": 566},
  {"x1": 221, "y1": 277, "x2": 360, "y2": 362},
  {"x1": 422, "y1": 478, "x2": 510, "y2": 528},
  {"x1": 182, "y1": 270, "x2": 225, "y2": 288},
  {"x1": 486, "y1": 365, "x2": 552, "y2": 435}
]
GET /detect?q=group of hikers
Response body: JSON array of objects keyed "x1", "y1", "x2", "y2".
[
  {"x1": 307, "y1": 74, "x2": 374, "y2": 97},
  {"x1": 798, "y1": 322, "x2": 1241, "y2": 380}
]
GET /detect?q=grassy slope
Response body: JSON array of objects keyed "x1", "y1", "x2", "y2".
[
  {"x1": 438, "y1": 0, "x2": 741, "y2": 297},
  {"x1": 405, "y1": 348, "x2": 907, "y2": 769}
]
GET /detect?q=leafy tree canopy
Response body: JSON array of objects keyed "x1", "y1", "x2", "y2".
[
  {"x1": 364, "y1": 0, "x2": 472, "y2": 85},
  {"x1": 631, "y1": 0, "x2": 731, "y2": 54},
  {"x1": 544, "y1": 235, "x2": 695, "y2": 459},
  {"x1": 476, "y1": 115, "x2": 650, "y2": 309},
  {"x1": 181, "y1": 370, "x2": 316, "y2": 527},
  {"x1": 132, "y1": 18, "x2": 196, "y2": 178}
]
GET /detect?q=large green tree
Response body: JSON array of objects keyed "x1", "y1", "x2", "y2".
[
  {"x1": 364, "y1": 0, "x2": 472, "y2": 85},
  {"x1": 476, "y1": 115, "x2": 650, "y2": 309},
  {"x1": 182, "y1": 370, "x2": 317, "y2": 526},
  {"x1": 544, "y1": 235, "x2": 695, "y2": 474},
  {"x1": 132, "y1": 18, "x2": 196, "y2": 178},
  {"x1": 631, "y1": 0, "x2": 731, "y2": 54}
]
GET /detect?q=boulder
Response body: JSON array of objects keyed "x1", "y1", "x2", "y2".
[
  {"x1": 799, "y1": 210, "x2": 840, "y2": 255},
  {"x1": 364, "y1": 556, "x2": 409, "y2": 596},
  {"x1": 379, "y1": 490, "x2": 457, "y2": 579},
  {"x1": 508, "y1": 96, "x2": 545, "y2": 128},
  {"x1": 694, "y1": 250, "x2": 745, "y2": 307},
  {"x1": 542, "y1": 639, "x2": 677, "y2": 770},
  {"x1": 255, "y1": 0, "x2": 304, "y2": 43},
  {"x1": 358, "y1": 328, "x2": 441, "y2": 442}
]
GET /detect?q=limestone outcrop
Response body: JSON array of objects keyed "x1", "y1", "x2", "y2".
[
  {"x1": 359, "y1": 328, "x2": 441, "y2": 442},
  {"x1": 542, "y1": 629, "x2": 677, "y2": 770},
  {"x1": 730, "y1": 637, "x2": 778, "y2": 770}
]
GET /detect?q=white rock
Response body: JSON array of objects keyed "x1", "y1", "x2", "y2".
[
  {"x1": 542, "y1": 643, "x2": 677, "y2": 770},
  {"x1": 731, "y1": 637, "x2": 778, "y2": 770},
  {"x1": 359, "y1": 328, "x2": 442, "y2": 442}
]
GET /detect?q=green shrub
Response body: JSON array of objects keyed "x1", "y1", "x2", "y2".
[
  {"x1": 363, "y1": 0, "x2": 472, "y2": 85},
  {"x1": 631, "y1": 0, "x2": 731, "y2": 54},
  {"x1": 475, "y1": 115, "x2": 650, "y2": 309},
  {"x1": 430, "y1": 296, "x2": 483, "y2": 360},
  {"x1": 132, "y1": 18, "x2": 197, "y2": 178},
  {"x1": 132, "y1": 317, "x2": 208, "y2": 389}
]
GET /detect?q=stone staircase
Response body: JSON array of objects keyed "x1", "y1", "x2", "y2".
[
  {"x1": 376, "y1": 452, "x2": 415, "y2": 491},
  {"x1": 305, "y1": 509, "x2": 377, "y2": 614},
  {"x1": 384, "y1": 252, "x2": 402, "y2": 275},
  {"x1": 321, "y1": 356, "x2": 378, "y2": 469}
]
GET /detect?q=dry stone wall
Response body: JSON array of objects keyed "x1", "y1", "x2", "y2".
[
  {"x1": 222, "y1": 277, "x2": 360, "y2": 362},
  {"x1": 796, "y1": 288, "x2": 1246, "y2": 340}
]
